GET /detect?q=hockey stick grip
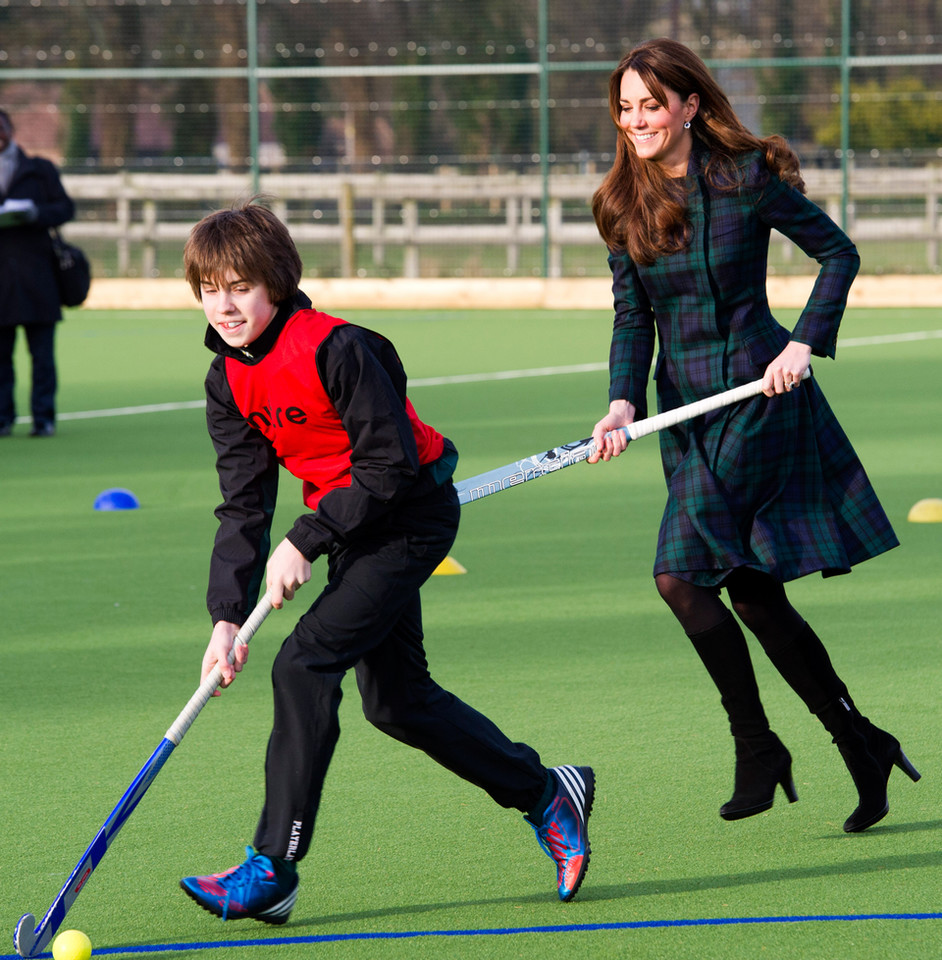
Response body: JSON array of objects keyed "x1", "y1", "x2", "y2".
[
  {"x1": 622, "y1": 370, "x2": 810, "y2": 442},
  {"x1": 164, "y1": 592, "x2": 274, "y2": 745}
]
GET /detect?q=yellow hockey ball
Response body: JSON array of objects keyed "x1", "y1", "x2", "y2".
[{"x1": 52, "y1": 929, "x2": 92, "y2": 960}]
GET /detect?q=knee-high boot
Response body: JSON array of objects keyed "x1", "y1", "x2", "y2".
[
  {"x1": 838, "y1": 694, "x2": 921, "y2": 800},
  {"x1": 688, "y1": 614, "x2": 797, "y2": 821},
  {"x1": 815, "y1": 692, "x2": 921, "y2": 832},
  {"x1": 815, "y1": 697, "x2": 892, "y2": 832},
  {"x1": 761, "y1": 623, "x2": 920, "y2": 832}
]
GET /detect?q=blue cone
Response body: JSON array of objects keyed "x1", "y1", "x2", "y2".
[{"x1": 94, "y1": 487, "x2": 140, "y2": 511}]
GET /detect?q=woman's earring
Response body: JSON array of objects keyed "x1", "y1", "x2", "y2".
[{"x1": 684, "y1": 120, "x2": 691, "y2": 129}]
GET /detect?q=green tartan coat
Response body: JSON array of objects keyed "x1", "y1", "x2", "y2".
[{"x1": 606, "y1": 143, "x2": 898, "y2": 585}]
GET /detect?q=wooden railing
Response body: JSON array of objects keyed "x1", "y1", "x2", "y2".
[{"x1": 61, "y1": 167, "x2": 942, "y2": 278}]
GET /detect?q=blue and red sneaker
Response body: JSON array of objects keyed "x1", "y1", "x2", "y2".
[
  {"x1": 180, "y1": 846, "x2": 298, "y2": 924},
  {"x1": 525, "y1": 765, "x2": 595, "y2": 901}
]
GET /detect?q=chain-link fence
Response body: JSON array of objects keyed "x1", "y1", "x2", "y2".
[{"x1": 4, "y1": 0, "x2": 942, "y2": 278}]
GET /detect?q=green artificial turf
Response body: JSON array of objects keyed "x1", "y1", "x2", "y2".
[{"x1": 1, "y1": 306, "x2": 940, "y2": 959}]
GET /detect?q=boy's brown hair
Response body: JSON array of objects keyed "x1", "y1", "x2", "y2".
[{"x1": 184, "y1": 198, "x2": 303, "y2": 303}]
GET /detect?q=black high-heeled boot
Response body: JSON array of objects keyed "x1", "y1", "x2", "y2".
[
  {"x1": 839, "y1": 701, "x2": 921, "y2": 831},
  {"x1": 688, "y1": 614, "x2": 798, "y2": 821},
  {"x1": 816, "y1": 697, "x2": 918, "y2": 832},
  {"x1": 778, "y1": 625, "x2": 921, "y2": 831},
  {"x1": 720, "y1": 731, "x2": 799, "y2": 821}
]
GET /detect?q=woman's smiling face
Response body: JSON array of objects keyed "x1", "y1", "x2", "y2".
[{"x1": 618, "y1": 68, "x2": 698, "y2": 177}]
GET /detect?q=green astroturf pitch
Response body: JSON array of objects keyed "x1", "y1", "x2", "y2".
[{"x1": 1, "y1": 306, "x2": 941, "y2": 960}]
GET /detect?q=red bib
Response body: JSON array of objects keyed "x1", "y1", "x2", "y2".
[{"x1": 225, "y1": 309, "x2": 444, "y2": 509}]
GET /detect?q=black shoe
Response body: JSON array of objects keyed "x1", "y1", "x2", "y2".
[
  {"x1": 0, "y1": 422, "x2": 12, "y2": 437},
  {"x1": 840, "y1": 708, "x2": 920, "y2": 833},
  {"x1": 720, "y1": 732, "x2": 798, "y2": 821},
  {"x1": 30, "y1": 422, "x2": 55, "y2": 437}
]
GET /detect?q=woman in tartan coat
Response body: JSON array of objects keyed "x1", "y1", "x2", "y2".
[{"x1": 589, "y1": 39, "x2": 918, "y2": 833}]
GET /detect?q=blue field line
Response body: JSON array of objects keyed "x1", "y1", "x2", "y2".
[{"x1": 5, "y1": 911, "x2": 941, "y2": 958}]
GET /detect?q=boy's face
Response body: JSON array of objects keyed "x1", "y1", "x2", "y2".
[{"x1": 200, "y1": 270, "x2": 278, "y2": 349}]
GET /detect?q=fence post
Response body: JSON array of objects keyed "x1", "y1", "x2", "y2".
[
  {"x1": 548, "y1": 196, "x2": 562, "y2": 278},
  {"x1": 116, "y1": 180, "x2": 130, "y2": 277},
  {"x1": 402, "y1": 199, "x2": 419, "y2": 278},
  {"x1": 927, "y1": 168, "x2": 939, "y2": 271},
  {"x1": 538, "y1": 0, "x2": 550, "y2": 277},
  {"x1": 142, "y1": 198, "x2": 157, "y2": 277},
  {"x1": 372, "y1": 196, "x2": 386, "y2": 267},
  {"x1": 339, "y1": 180, "x2": 355, "y2": 278},
  {"x1": 506, "y1": 195, "x2": 519, "y2": 274}
]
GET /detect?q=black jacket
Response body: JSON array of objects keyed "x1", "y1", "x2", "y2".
[
  {"x1": 0, "y1": 147, "x2": 75, "y2": 327},
  {"x1": 203, "y1": 293, "x2": 457, "y2": 625}
]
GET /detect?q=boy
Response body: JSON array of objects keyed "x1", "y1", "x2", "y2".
[{"x1": 178, "y1": 200, "x2": 594, "y2": 924}]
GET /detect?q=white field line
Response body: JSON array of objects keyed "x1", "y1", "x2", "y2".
[
  {"x1": 40, "y1": 399, "x2": 207, "y2": 424},
  {"x1": 839, "y1": 329, "x2": 942, "y2": 348},
  {"x1": 409, "y1": 361, "x2": 607, "y2": 387},
  {"x1": 29, "y1": 328, "x2": 942, "y2": 425}
]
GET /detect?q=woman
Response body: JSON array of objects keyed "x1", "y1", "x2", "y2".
[{"x1": 588, "y1": 38, "x2": 918, "y2": 832}]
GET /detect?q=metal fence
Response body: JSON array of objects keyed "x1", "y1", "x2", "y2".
[{"x1": 5, "y1": 0, "x2": 942, "y2": 277}]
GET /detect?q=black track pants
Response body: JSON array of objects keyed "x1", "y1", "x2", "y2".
[{"x1": 253, "y1": 482, "x2": 548, "y2": 862}]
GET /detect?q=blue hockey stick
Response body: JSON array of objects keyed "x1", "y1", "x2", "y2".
[
  {"x1": 13, "y1": 594, "x2": 274, "y2": 958},
  {"x1": 455, "y1": 373, "x2": 809, "y2": 505}
]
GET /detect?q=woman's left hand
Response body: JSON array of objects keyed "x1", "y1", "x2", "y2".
[{"x1": 762, "y1": 341, "x2": 813, "y2": 396}]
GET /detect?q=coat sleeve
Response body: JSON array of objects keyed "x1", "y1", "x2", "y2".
[
  {"x1": 752, "y1": 166, "x2": 859, "y2": 358},
  {"x1": 607, "y1": 249, "x2": 655, "y2": 419},
  {"x1": 33, "y1": 158, "x2": 75, "y2": 228},
  {"x1": 205, "y1": 357, "x2": 279, "y2": 625},
  {"x1": 284, "y1": 324, "x2": 424, "y2": 560}
]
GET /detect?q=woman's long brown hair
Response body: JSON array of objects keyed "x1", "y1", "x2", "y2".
[{"x1": 591, "y1": 38, "x2": 805, "y2": 264}]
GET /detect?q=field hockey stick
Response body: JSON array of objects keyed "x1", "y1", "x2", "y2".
[
  {"x1": 13, "y1": 592, "x2": 275, "y2": 959},
  {"x1": 455, "y1": 371, "x2": 810, "y2": 505}
]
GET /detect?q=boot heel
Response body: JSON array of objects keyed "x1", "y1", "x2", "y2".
[
  {"x1": 894, "y1": 748, "x2": 921, "y2": 783},
  {"x1": 781, "y1": 772, "x2": 799, "y2": 804}
]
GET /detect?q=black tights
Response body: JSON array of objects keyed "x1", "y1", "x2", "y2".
[
  {"x1": 656, "y1": 569, "x2": 848, "y2": 723},
  {"x1": 656, "y1": 568, "x2": 805, "y2": 642}
]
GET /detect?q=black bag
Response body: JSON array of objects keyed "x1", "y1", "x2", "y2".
[{"x1": 50, "y1": 230, "x2": 91, "y2": 307}]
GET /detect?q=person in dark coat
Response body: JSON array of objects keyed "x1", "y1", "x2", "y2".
[
  {"x1": 588, "y1": 38, "x2": 919, "y2": 833},
  {"x1": 0, "y1": 108, "x2": 75, "y2": 437}
]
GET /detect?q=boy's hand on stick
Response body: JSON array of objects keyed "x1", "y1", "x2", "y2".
[{"x1": 267, "y1": 537, "x2": 312, "y2": 609}]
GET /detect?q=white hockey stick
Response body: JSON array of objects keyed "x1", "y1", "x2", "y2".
[
  {"x1": 455, "y1": 372, "x2": 810, "y2": 505},
  {"x1": 13, "y1": 593, "x2": 275, "y2": 958}
]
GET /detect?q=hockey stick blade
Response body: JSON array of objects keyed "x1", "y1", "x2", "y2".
[
  {"x1": 13, "y1": 593, "x2": 274, "y2": 958},
  {"x1": 455, "y1": 372, "x2": 809, "y2": 505}
]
